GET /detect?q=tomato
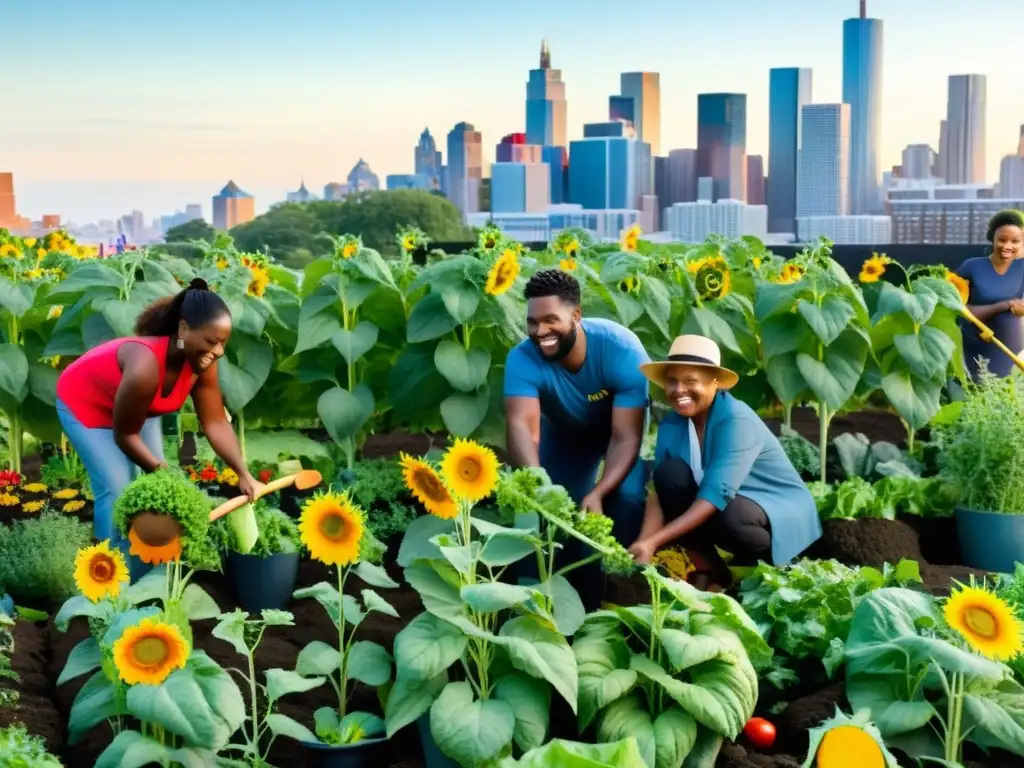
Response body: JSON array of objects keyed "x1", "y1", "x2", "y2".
[{"x1": 743, "y1": 717, "x2": 776, "y2": 749}]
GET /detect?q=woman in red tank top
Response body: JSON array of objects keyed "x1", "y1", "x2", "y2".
[{"x1": 56, "y1": 278, "x2": 264, "y2": 546}]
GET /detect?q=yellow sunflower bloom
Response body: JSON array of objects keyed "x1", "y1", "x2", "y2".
[
  {"x1": 21, "y1": 483, "x2": 46, "y2": 493},
  {"x1": 440, "y1": 439, "x2": 500, "y2": 502},
  {"x1": 215, "y1": 256, "x2": 229, "y2": 270},
  {"x1": 775, "y1": 263, "x2": 805, "y2": 285},
  {"x1": 63, "y1": 499, "x2": 86, "y2": 513},
  {"x1": 74, "y1": 541, "x2": 129, "y2": 602},
  {"x1": 401, "y1": 234, "x2": 417, "y2": 252},
  {"x1": 559, "y1": 258, "x2": 577, "y2": 272},
  {"x1": 341, "y1": 242, "x2": 358, "y2": 259},
  {"x1": 299, "y1": 491, "x2": 365, "y2": 566},
  {"x1": 399, "y1": 453, "x2": 458, "y2": 519},
  {"x1": 0, "y1": 493, "x2": 19, "y2": 507},
  {"x1": 944, "y1": 583, "x2": 1024, "y2": 661},
  {"x1": 563, "y1": 239, "x2": 580, "y2": 257},
  {"x1": 621, "y1": 224, "x2": 641, "y2": 252},
  {"x1": 689, "y1": 256, "x2": 731, "y2": 301},
  {"x1": 21, "y1": 500, "x2": 45, "y2": 513},
  {"x1": 36, "y1": 248, "x2": 46, "y2": 260},
  {"x1": 485, "y1": 249, "x2": 520, "y2": 296},
  {"x1": 946, "y1": 270, "x2": 969, "y2": 304},
  {"x1": 858, "y1": 253, "x2": 891, "y2": 284},
  {"x1": 112, "y1": 618, "x2": 189, "y2": 686},
  {"x1": 128, "y1": 527, "x2": 182, "y2": 565},
  {"x1": 52, "y1": 488, "x2": 79, "y2": 499},
  {"x1": 23, "y1": 238, "x2": 36, "y2": 248},
  {"x1": 247, "y1": 265, "x2": 270, "y2": 297},
  {"x1": 652, "y1": 548, "x2": 695, "y2": 581},
  {"x1": 0, "y1": 243, "x2": 19, "y2": 258}
]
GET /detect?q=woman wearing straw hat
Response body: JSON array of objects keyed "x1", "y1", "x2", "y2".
[{"x1": 627, "y1": 335, "x2": 821, "y2": 586}]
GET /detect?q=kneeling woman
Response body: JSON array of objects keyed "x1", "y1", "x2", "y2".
[{"x1": 627, "y1": 335, "x2": 821, "y2": 584}]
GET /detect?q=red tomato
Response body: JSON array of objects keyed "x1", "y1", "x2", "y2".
[{"x1": 743, "y1": 717, "x2": 776, "y2": 749}]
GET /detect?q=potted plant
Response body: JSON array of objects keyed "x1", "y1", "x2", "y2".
[
  {"x1": 283, "y1": 488, "x2": 398, "y2": 767},
  {"x1": 210, "y1": 500, "x2": 303, "y2": 613},
  {"x1": 934, "y1": 368, "x2": 1024, "y2": 572}
]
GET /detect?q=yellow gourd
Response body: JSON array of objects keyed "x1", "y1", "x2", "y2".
[{"x1": 816, "y1": 725, "x2": 886, "y2": 768}]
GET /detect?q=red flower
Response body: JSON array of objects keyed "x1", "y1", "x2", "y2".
[
  {"x1": 258, "y1": 469, "x2": 273, "y2": 484},
  {"x1": 199, "y1": 465, "x2": 218, "y2": 482},
  {"x1": 0, "y1": 470, "x2": 21, "y2": 487}
]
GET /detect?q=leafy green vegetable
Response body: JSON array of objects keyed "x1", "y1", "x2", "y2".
[
  {"x1": 0, "y1": 724, "x2": 63, "y2": 767},
  {"x1": 500, "y1": 737, "x2": 648, "y2": 767},
  {"x1": 812, "y1": 475, "x2": 956, "y2": 520},
  {"x1": 209, "y1": 501, "x2": 301, "y2": 558},
  {"x1": 834, "y1": 432, "x2": 921, "y2": 480},
  {"x1": 779, "y1": 425, "x2": 820, "y2": 479},
  {"x1": 739, "y1": 558, "x2": 922, "y2": 686}
]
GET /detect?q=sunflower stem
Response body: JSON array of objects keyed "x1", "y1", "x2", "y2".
[{"x1": 337, "y1": 564, "x2": 348, "y2": 722}]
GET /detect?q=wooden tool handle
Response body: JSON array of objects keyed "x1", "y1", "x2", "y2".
[{"x1": 208, "y1": 470, "x2": 322, "y2": 522}]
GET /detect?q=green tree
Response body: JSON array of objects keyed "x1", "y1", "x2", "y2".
[
  {"x1": 164, "y1": 218, "x2": 216, "y2": 243},
  {"x1": 229, "y1": 203, "x2": 323, "y2": 269}
]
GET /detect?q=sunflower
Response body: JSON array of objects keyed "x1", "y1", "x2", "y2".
[
  {"x1": 36, "y1": 248, "x2": 46, "y2": 260},
  {"x1": 23, "y1": 238, "x2": 36, "y2": 248},
  {"x1": 751, "y1": 256, "x2": 762, "y2": 270},
  {"x1": 858, "y1": 253, "x2": 891, "y2": 283},
  {"x1": 21, "y1": 500, "x2": 45, "y2": 513},
  {"x1": 559, "y1": 258, "x2": 577, "y2": 272},
  {"x1": 0, "y1": 243, "x2": 19, "y2": 258},
  {"x1": 299, "y1": 491, "x2": 365, "y2": 566},
  {"x1": 652, "y1": 548, "x2": 695, "y2": 581},
  {"x1": 128, "y1": 527, "x2": 182, "y2": 565},
  {"x1": 621, "y1": 224, "x2": 641, "y2": 252},
  {"x1": 52, "y1": 488, "x2": 79, "y2": 500},
  {"x1": 401, "y1": 233, "x2": 417, "y2": 252},
  {"x1": 688, "y1": 256, "x2": 731, "y2": 301},
  {"x1": 944, "y1": 583, "x2": 1024, "y2": 661},
  {"x1": 112, "y1": 617, "x2": 189, "y2": 686},
  {"x1": 484, "y1": 249, "x2": 520, "y2": 296},
  {"x1": 399, "y1": 453, "x2": 458, "y2": 519},
  {"x1": 74, "y1": 541, "x2": 129, "y2": 602},
  {"x1": 440, "y1": 439, "x2": 499, "y2": 502},
  {"x1": 341, "y1": 241, "x2": 358, "y2": 259},
  {"x1": 247, "y1": 265, "x2": 270, "y2": 297},
  {"x1": 0, "y1": 493, "x2": 19, "y2": 507},
  {"x1": 775, "y1": 263, "x2": 805, "y2": 285},
  {"x1": 63, "y1": 500, "x2": 86, "y2": 513},
  {"x1": 478, "y1": 227, "x2": 501, "y2": 252},
  {"x1": 946, "y1": 270, "x2": 969, "y2": 304},
  {"x1": 563, "y1": 239, "x2": 580, "y2": 257}
]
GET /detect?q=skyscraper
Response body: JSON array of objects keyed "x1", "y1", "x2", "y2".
[
  {"x1": 900, "y1": 144, "x2": 936, "y2": 180},
  {"x1": 767, "y1": 67, "x2": 812, "y2": 233},
  {"x1": 696, "y1": 93, "x2": 747, "y2": 202},
  {"x1": 568, "y1": 135, "x2": 648, "y2": 210},
  {"x1": 746, "y1": 155, "x2": 766, "y2": 205},
  {"x1": 611, "y1": 73, "x2": 661, "y2": 156},
  {"x1": 1018, "y1": 124, "x2": 1024, "y2": 157},
  {"x1": 447, "y1": 123, "x2": 483, "y2": 218},
  {"x1": 944, "y1": 75, "x2": 987, "y2": 184},
  {"x1": 797, "y1": 104, "x2": 851, "y2": 218},
  {"x1": 938, "y1": 120, "x2": 949, "y2": 179},
  {"x1": 656, "y1": 149, "x2": 698, "y2": 208},
  {"x1": 496, "y1": 133, "x2": 541, "y2": 163},
  {"x1": 842, "y1": 0, "x2": 883, "y2": 214},
  {"x1": 414, "y1": 129, "x2": 442, "y2": 188},
  {"x1": 525, "y1": 39, "x2": 566, "y2": 148},
  {"x1": 212, "y1": 181, "x2": 255, "y2": 229}
]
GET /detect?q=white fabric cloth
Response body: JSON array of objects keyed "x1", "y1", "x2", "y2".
[{"x1": 688, "y1": 419, "x2": 703, "y2": 484}]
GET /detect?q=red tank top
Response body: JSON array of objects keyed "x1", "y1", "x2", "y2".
[{"x1": 56, "y1": 336, "x2": 195, "y2": 429}]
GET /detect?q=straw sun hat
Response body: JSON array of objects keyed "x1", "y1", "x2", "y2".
[{"x1": 639, "y1": 335, "x2": 740, "y2": 390}]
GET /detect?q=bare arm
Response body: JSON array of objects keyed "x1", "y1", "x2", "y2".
[
  {"x1": 634, "y1": 488, "x2": 666, "y2": 544},
  {"x1": 112, "y1": 346, "x2": 166, "y2": 472},
  {"x1": 591, "y1": 406, "x2": 645, "y2": 499},
  {"x1": 645, "y1": 499, "x2": 719, "y2": 550},
  {"x1": 968, "y1": 299, "x2": 1013, "y2": 323},
  {"x1": 504, "y1": 396, "x2": 541, "y2": 468},
  {"x1": 192, "y1": 363, "x2": 248, "y2": 478}
]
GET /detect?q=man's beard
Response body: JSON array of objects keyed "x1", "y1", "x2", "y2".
[{"x1": 535, "y1": 322, "x2": 578, "y2": 362}]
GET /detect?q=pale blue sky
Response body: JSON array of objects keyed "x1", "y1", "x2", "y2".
[{"x1": 2, "y1": 0, "x2": 1021, "y2": 222}]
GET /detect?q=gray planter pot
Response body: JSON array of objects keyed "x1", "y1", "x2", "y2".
[{"x1": 955, "y1": 506, "x2": 1024, "y2": 574}]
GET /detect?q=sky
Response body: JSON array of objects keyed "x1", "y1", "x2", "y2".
[{"x1": 3, "y1": 0, "x2": 1022, "y2": 223}]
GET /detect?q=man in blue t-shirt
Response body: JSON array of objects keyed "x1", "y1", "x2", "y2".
[{"x1": 504, "y1": 269, "x2": 651, "y2": 555}]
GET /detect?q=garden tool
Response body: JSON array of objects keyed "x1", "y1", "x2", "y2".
[
  {"x1": 131, "y1": 470, "x2": 322, "y2": 554},
  {"x1": 959, "y1": 306, "x2": 1024, "y2": 374},
  {"x1": 208, "y1": 470, "x2": 322, "y2": 553}
]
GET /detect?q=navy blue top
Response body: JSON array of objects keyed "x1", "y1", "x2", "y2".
[
  {"x1": 654, "y1": 392, "x2": 821, "y2": 565},
  {"x1": 957, "y1": 256, "x2": 1024, "y2": 379},
  {"x1": 503, "y1": 318, "x2": 650, "y2": 443}
]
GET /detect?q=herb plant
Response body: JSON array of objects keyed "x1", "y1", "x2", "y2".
[{"x1": 0, "y1": 512, "x2": 91, "y2": 608}]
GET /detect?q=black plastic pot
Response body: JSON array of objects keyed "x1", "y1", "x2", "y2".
[
  {"x1": 298, "y1": 736, "x2": 388, "y2": 768},
  {"x1": 226, "y1": 551, "x2": 299, "y2": 613}
]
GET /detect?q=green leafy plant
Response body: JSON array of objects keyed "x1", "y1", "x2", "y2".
[
  {"x1": 209, "y1": 502, "x2": 301, "y2": 558},
  {"x1": 0, "y1": 613, "x2": 19, "y2": 710},
  {"x1": 778, "y1": 425, "x2": 820, "y2": 480},
  {"x1": 574, "y1": 568, "x2": 770, "y2": 768},
  {"x1": 0, "y1": 512, "x2": 91, "y2": 608},
  {"x1": 212, "y1": 608, "x2": 327, "y2": 765},
  {"x1": 0, "y1": 724, "x2": 63, "y2": 767},
  {"x1": 500, "y1": 737, "x2": 648, "y2": 767},
  {"x1": 738, "y1": 558, "x2": 922, "y2": 686},
  {"x1": 813, "y1": 475, "x2": 957, "y2": 520},
  {"x1": 339, "y1": 458, "x2": 420, "y2": 543},
  {"x1": 933, "y1": 369, "x2": 1024, "y2": 514}
]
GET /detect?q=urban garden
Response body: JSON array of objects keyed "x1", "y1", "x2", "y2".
[{"x1": 0, "y1": 221, "x2": 1023, "y2": 767}]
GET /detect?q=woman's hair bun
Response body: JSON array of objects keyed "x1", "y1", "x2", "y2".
[{"x1": 188, "y1": 277, "x2": 209, "y2": 291}]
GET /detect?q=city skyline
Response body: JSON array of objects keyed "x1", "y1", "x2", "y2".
[{"x1": 4, "y1": 0, "x2": 1022, "y2": 222}]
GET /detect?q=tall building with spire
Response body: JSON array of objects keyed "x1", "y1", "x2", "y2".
[
  {"x1": 414, "y1": 129, "x2": 442, "y2": 189},
  {"x1": 525, "y1": 39, "x2": 566, "y2": 149},
  {"x1": 842, "y1": 0, "x2": 884, "y2": 214}
]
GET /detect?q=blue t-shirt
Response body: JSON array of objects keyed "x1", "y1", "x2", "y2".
[
  {"x1": 957, "y1": 256, "x2": 1024, "y2": 378},
  {"x1": 503, "y1": 318, "x2": 650, "y2": 441}
]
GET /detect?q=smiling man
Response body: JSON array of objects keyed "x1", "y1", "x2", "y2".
[{"x1": 504, "y1": 269, "x2": 650, "y2": 598}]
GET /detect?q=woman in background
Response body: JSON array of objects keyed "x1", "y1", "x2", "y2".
[
  {"x1": 55, "y1": 278, "x2": 262, "y2": 543},
  {"x1": 956, "y1": 209, "x2": 1024, "y2": 379}
]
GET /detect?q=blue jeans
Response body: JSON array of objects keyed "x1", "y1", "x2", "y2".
[{"x1": 56, "y1": 399, "x2": 165, "y2": 544}]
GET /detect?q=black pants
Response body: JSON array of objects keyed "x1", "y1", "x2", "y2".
[{"x1": 654, "y1": 457, "x2": 772, "y2": 566}]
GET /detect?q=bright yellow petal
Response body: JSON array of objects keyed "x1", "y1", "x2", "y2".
[
  {"x1": 944, "y1": 584, "x2": 1024, "y2": 661},
  {"x1": 112, "y1": 618, "x2": 189, "y2": 686},
  {"x1": 299, "y1": 491, "x2": 365, "y2": 566},
  {"x1": 440, "y1": 439, "x2": 499, "y2": 502},
  {"x1": 74, "y1": 541, "x2": 129, "y2": 602},
  {"x1": 399, "y1": 454, "x2": 458, "y2": 519}
]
